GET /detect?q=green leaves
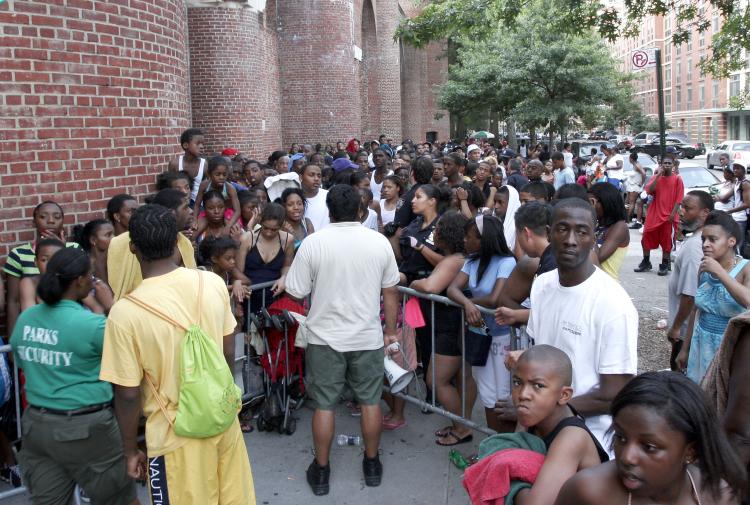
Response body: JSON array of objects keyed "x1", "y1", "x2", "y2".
[{"x1": 397, "y1": 0, "x2": 750, "y2": 77}]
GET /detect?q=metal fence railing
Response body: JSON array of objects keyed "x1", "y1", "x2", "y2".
[
  {"x1": 0, "y1": 344, "x2": 27, "y2": 500},
  {"x1": 389, "y1": 287, "x2": 529, "y2": 436}
]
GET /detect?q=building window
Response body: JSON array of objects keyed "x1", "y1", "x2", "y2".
[
  {"x1": 664, "y1": 64, "x2": 672, "y2": 88},
  {"x1": 687, "y1": 86, "x2": 693, "y2": 107},
  {"x1": 676, "y1": 86, "x2": 682, "y2": 111},
  {"x1": 730, "y1": 74, "x2": 741, "y2": 97},
  {"x1": 746, "y1": 72, "x2": 750, "y2": 92},
  {"x1": 664, "y1": 43, "x2": 672, "y2": 63},
  {"x1": 699, "y1": 33, "x2": 705, "y2": 48},
  {"x1": 712, "y1": 81, "x2": 719, "y2": 108},
  {"x1": 676, "y1": 43, "x2": 682, "y2": 56},
  {"x1": 712, "y1": 14, "x2": 720, "y2": 32},
  {"x1": 675, "y1": 60, "x2": 681, "y2": 84},
  {"x1": 687, "y1": 37, "x2": 692, "y2": 52},
  {"x1": 699, "y1": 84, "x2": 705, "y2": 108},
  {"x1": 730, "y1": 116, "x2": 740, "y2": 139},
  {"x1": 687, "y1": 60, "x2": 692, "y2": 82},
  {"x1": 665, "y1": 92, "x2": 672, "y2": 113},
  {"x1": 665, "y1": 16, "x2": 672, "y2": 38}
]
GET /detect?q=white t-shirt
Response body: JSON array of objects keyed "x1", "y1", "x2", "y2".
[
  {"x1": 304, "y1": 189, "x2": 330, "y2": 231},
  {"x1": 363, "y1": 208, "x2": 378, "y2": 231},
  {"x1": 733, "y1": 180, "x2": 748, "y2": 223},
  {"x1": 606, "y1": 153, "x2": 624, "y2": 180},
  {"x1": 370, "y1": 169, "x2": 393, "y2": 201},
  {"x1": 285, "y1": 222, "x2": 400, "y2": 352},
  {"x1": 526, "y1": 267, "x2": 638, "y2": 449},
  {"x1": 563, "y1": 151, "x2": 574, "y2": 168}
]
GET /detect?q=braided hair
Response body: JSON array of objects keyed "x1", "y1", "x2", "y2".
[
  {"x1": 129, "y1": 204, "x2": 178, "y2": 261},
  {"x1": 37, "y1": 248, "x2": 90, "y2": 305}
]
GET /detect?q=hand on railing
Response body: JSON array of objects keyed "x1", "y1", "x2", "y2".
[
  {"x1": 232, "y1": 280, "x2": 251, "y2": 303},
  {"x1": 463, "y1": 301, "x2": 483, "y2": 327},
  {"x1": 493, "y1": 399, "x2": 517, "y2": 423}
]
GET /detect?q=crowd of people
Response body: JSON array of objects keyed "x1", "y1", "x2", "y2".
[{"x1": 1, "y1": 128, "x2": 749, "y2": 504}]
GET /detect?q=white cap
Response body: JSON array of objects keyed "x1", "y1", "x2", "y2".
[{"x1": 467, "y1": 144, "x2": 481, "y2": 154}]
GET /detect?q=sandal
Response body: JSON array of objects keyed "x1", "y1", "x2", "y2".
[
  {"x1": 382, "y1": 418, "x2": 407, "y2": 431},
  {"x1": 435, "y1": 425, "x2": 453, "y2": 437},
  {"x1": 436, "y1": 431, "x2": 473, "y2": 447}
]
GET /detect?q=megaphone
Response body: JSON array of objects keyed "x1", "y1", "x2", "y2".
[{"x1": 384, "y1": 353, "x2": 413, "y2": 394}]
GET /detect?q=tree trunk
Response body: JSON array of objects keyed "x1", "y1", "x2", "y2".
[{"x1": 507, "y1": 118, "x2": 517, "y2": 151}]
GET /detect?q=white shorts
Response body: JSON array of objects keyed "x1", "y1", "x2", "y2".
[{"x1": 472, "y1": 333, "x2": 512, "y2": 409}]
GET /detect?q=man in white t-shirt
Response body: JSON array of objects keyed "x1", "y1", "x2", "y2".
[
  {"x1": 562, "y1": 142, "x2": 574, "y2": 168},
  {"x1": 285, "y1": 185, "x2": 400, "y2": 496},
  {"x1": 603, "y1": 144, "x2": 624, "y2": 190},
  {"x1": 300, "y1": 163, "x2": 330, "y2": 231},
  {"x1": 518, "y1": 198, "x2": 637, "y2": 450}
]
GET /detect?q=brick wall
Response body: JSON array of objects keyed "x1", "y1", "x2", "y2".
[
  {"x1": 0, "y1": 0, "x2": 191, "y2": 258},
  {"x1": 187, "y1": 3, "x2": 282, "y2": 158}
]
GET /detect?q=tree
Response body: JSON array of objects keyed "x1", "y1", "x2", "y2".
[
  {"x1": 395, "y1": 0, "x2": 746, "y2": 77},
  {"x1": 437, "y1": 0, "x2": 634, "y2": 142}
]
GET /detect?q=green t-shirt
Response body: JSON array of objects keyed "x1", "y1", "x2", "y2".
[{"x1": 10, "y1": 300, "x2": 112, "y2": 410}]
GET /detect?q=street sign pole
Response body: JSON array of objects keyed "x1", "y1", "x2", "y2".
[{"x1": 655, "y1": 48, "x2": 666, "y2": 160}]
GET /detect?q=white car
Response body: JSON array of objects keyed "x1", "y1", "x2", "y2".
[
  {"x1": 676, "y1": 160, "x2": 720, "y2": 196},
  {"x1": 706, "y1": 140, "x2": 750, "y2": 170}
]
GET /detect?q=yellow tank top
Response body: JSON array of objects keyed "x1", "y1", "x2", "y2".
[{"x1": 600, "y1": 246, "x2": 628, "y2": 281}]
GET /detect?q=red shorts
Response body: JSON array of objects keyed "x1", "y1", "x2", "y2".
[{"x1": 642, "y1": 221, "x2": 676, "y2": 253}]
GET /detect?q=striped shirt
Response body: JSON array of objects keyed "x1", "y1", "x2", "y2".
[{"x1": 3, "y1": 242, "x2": 80, "y2": 278}]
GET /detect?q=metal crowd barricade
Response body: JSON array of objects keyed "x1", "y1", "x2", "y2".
[
  {"x1": 387, "y1": 287, "x2": 530, "y2": 437},
  {"x1": 0, "y1": 344, "x2": 27, "y2": 500},
  {"x1": 237, "y1": 280, "x2": 278, "y2": 403}
]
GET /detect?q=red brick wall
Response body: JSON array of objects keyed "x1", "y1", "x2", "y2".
[
  {"x1": 187, "y1": 4, "x2": 282, "y2": 158},
  {"x1": 0, "y1": 0, "x2": 191, "y2": 258}
]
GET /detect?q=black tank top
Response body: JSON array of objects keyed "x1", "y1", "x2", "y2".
[{"x1": 530, "y1": 406, "x2": 609, "y2": 463}]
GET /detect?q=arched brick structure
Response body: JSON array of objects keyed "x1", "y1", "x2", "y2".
[{"x1": 0, "y1": 0, "x2": 191, "y2": 255}]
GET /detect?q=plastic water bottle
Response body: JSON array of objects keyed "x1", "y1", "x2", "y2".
[{"x1": 336, "y1": 434, "x2": 361, "y2": 446}]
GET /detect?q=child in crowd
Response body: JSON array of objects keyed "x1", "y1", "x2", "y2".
[
  {"x1": 167, "y1": 127, "x2": 206, "y2": 204},
  {"x1": 519, "y1": 181, "x2": 552, "y2": 205},
  {"x1": 280, "y1": 187, "x2": 314, "y2": 251},
  {"x1": 238, "y1": 191, "x2": 261, "y2": 231},
  {"x1": 250, "y1": 186, "x2": 269, "y2": 208},
  {"x1": 379, "y1": 175, "x2": 404, "y2": 228},
  {"x1": 358, "y1": 188, "x2": 380, "y2": 232},
  {"x1": 510, "y1": 345, "x2": 608, "y2": 505},
  {"x1": 243, "y1": 159, "x2": 265, "y2": 188},
  {"x1": 193, "y1": 156, "x2": 242, "y2": 236},
  {"x1": 156, "y1": 170, "x2": 192, "y2": 195},
  {"x1": 105, "y1": 194, "x2": 138, "y2": 237},
  {"x1": 555, "y1": 371, "x2": 746, "y2": 505},
  {"x1": 196, "y1": 190, "x2": 241, "y2": 243}
]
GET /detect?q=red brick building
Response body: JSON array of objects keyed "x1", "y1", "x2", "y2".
[{"x1": 0, "y1": 0, "x2": 448, "y2": 258}]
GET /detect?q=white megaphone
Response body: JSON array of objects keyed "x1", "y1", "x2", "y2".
[{"x1": 384, "y1": 343, "x2": 413, "y2": 394}]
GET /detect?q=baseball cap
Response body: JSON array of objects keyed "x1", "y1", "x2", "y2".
[
  {"x1": 665, "y1": 146, "x2": 678, "y2": 154},
  {"x1": 732, "y1": 161, "x2": 746, "y2": 170},
  {"x1": 332, "y1": 157, "x2": 359, "y2": 172},
  {"x1": 500, "y1": 148, "x2": 516, "y2": 159},
  {"x1": 221, "y1": 147, "x2": 239, "y2": 156},
  {"x1": 467, "y1": 144, "x2": 481, "y2": 155}
]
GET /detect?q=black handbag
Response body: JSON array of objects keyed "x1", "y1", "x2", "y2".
[{"x1": 464, "y1": 324, "x2": 492, "y2": 367}]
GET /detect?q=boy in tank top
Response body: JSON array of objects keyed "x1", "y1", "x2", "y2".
[{"x1": 167, "y1": 128, "x2": 206, "y2": 205}]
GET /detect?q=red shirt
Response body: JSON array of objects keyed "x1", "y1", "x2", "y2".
[{"x1": 645, "y1": 174, "x2": 684, "y2": 229}]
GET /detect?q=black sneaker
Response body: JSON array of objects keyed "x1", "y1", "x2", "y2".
[
  {"x1": 306, "y1": 459, "x2": 330, "y2": 496},
  {"x1": 363, "y1": 454, "x2": 382, "y2": 487},
  {"x1": 657, "y1": 262, "x2": 669, "y2": 276},
  {"x1": 629, "y1": 222, "x2": 643, "y2": 229},
  {"x1": 634, "y1": 259, "x2": 652, "y2": 272}
]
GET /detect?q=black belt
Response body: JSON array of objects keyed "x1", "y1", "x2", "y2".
[{"x1": 30, "y1": 402, "x2": 112, "y2": 417}]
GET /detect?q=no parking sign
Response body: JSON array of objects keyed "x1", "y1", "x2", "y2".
[{"x1": 631, "y1": 48, "x2": 657, "y2": 71}]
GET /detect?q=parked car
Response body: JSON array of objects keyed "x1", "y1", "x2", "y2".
[
  {"x1": 666, "y1": 131, "x2": 706, "y2": 156},
  {"x1": 706, "y1": 140, "x2": 750, "y2": 170},
  {"x1": 632, "y1": 137, "x2": 703, "y2": 159},
  {"x1": 623, "y1": 152, "x2": 657, "y2": 179},
  {"x1": 573, "y1": 141, "x2": 615, "y2": 163},
  {"x1": 675, "y1": 160, "x2": 720, "y2": 196},
  {"x1": 632, "y1": 131, "x2": 661, "y2": 146}
]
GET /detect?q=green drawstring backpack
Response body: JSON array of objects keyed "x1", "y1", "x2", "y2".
[{"x1": 127, "y1": 272, "x2": 242, "y2": 438}]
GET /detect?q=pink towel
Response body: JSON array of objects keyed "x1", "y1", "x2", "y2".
[
  {"x1": 463, "y1": 448, "x2": 545, "y2": 505},
  {"x1": 404, "y1": 297, "x2": 426, "y2": 328}
]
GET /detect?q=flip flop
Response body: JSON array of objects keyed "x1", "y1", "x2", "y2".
[
  {"x1": 382, "y1": 418, "x2": 407, "y2": 431},
  {"x1": 435, "y1": 425, "x2": 453, "y2": 437},
  {"x1": 436, "y1": 431, "x2": 473, "y2": 447}
]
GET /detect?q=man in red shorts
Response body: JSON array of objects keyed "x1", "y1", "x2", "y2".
[{"x1": 635, "y1": 155, "x2": 684, "y2": 276}]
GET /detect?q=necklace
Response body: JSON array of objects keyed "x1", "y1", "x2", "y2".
[{"x1": 627, "y1": 467, "x2": 702, "y2": 505}]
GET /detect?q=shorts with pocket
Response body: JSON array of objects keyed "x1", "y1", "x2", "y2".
[
  {"x1": 472, "y1": 333, "x2": 512, "y2": 409},
  {"x1": 18, "y1": 406, "x2": 136, "y2": 505},
  {"x1": 305, "y1": 344, "x2": 384, "y2": 410}
]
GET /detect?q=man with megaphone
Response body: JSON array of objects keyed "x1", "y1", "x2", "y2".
[{"x1": 285, "y1": 184, "x2": 401, "y2": 497}]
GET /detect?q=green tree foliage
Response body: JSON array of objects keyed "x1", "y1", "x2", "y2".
[
  {"x1": 437, "y1": 0, "x2": 634, "y2": 138},
  {"x1": 396, "y1": 0, "x2": 744, "y2": 77}
]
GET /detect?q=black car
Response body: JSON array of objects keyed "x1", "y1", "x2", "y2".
[{"x1": 633, "y1": 137, "x2": 704, "y2": 159}]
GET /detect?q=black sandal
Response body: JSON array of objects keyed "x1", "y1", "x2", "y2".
[{"x1": 435, "y1": 430, "x2": 473, "y2": 447}]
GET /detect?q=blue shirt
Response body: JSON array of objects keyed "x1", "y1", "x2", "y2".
[{"x1": 462, "y1": 255, "x2": 516, "y2": 335}]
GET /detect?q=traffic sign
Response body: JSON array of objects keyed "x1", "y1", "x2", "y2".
[{"x1": 631, "y1": 48, "x2": 657, "y2": 71}]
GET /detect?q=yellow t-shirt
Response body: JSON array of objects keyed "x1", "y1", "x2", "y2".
[
  {"x1": 99, "y1": 268, "x2": 237, "y2": 457},
  {"x1": 107, "y1": 232, "x2": 197, "y2": 301}
]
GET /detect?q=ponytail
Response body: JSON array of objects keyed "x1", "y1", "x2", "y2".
[{"x1": 37, "y1": 248, "x2": 90, "y2": 305}]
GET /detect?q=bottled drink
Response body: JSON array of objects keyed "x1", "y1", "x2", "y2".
[{"x1": 336, "y1": 434, "x2": 361, "y2": 446}]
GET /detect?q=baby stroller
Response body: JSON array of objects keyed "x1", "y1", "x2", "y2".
[{"x1": 248, "y1": 297, "x2": 305, "y2": 435}]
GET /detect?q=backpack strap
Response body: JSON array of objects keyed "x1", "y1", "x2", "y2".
[{"x1": 124, "y1": 270, "x2": 205, "y2": 427}]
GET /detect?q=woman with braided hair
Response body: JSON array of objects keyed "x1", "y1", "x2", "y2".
[{"x1": 10, "y1": 247, "x2": 139, "y2": 504}]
